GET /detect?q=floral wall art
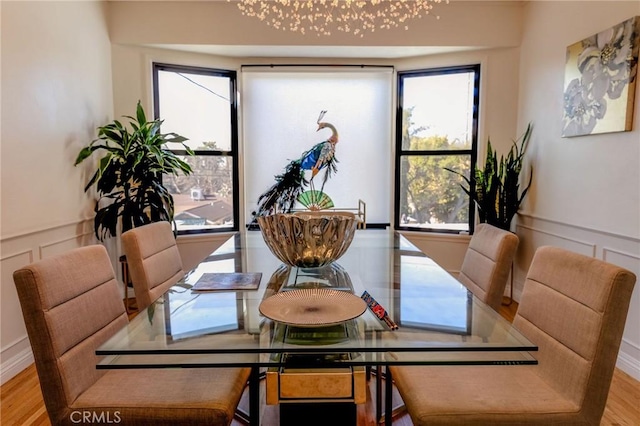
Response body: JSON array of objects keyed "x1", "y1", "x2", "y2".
[{"x1": 562, "y1": 16, "x2": 640, "y2": 137}]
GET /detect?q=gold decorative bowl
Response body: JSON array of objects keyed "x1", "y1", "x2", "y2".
[{"x1": 257, "y1": 211, "x2": 358, "y2": 268}]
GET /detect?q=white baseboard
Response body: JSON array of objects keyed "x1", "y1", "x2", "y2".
[
  {"x1": 0, "y1": 347, "x2": 34, "y2": 385},
  {"x1": 617, "y1": 342, "x2": 640, "y2": 381}
]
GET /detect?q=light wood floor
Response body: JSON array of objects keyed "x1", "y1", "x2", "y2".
[{"x1": 2, "y1": 299, "x2": 639, "y2": 425}]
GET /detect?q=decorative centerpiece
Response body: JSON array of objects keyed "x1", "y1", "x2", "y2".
[
  {"x1": 259, "y1": 288, "x2": 367, "y2": 328},
  {"x1": 257, "y1": 211, "x2": 358, "y2": 268}
]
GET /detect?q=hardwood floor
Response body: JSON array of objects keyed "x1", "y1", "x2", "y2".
[
  {"x1": 1, "y1": 363, "x2": 49, "y2": 426},
  {"x1": 2, "y1": 299, "x2": 639, "y2": 425}
]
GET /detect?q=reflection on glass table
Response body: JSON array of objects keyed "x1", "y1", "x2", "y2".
[
  {"x1": 97, "y1": 230, "x2": 537, "y2": 426},
  {"x1": 164, "y1": 289, "x2": 241, "y2": 342},
  {"x1": 396, "y1": 254, "x2": 471, "y2": 335}
]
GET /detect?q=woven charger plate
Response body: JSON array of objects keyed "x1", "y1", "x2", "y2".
[{"x1": 259, "y1": 288, "x2": 367, "y2": 327}]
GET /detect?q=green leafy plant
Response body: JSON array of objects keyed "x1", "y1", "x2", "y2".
[
  {"x1": 446, "y1": 124, "x2": 533, "y2": 231},
  {"x1": 75, "y1": 101, "x2": 193, "y2": 241}
]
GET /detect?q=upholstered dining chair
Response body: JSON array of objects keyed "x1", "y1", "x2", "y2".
[
  {"x1": 390, "y1": 245, "x2": 636, "y2": 425},
  {"x1": 121, "y1": 220, "x2": 185, "y2": 311},
  {"x1": 458, "y1": 223, "x2": 519, "y2": 311},
  {"x1": 13, "y1": 245, "x2": 250, "y2": 426}
]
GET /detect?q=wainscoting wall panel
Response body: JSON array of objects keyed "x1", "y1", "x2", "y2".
[
  {"x1": 513, "y1": 223, "x2": 597, "y2": 301},
  {"x1": 39, "y1": 230, "x2": 95, "y2": 259},
  {"x1": 602, "y1": 247, "x2": 640, "y2": 378},
  {"x1": 517, "y1": 213, "x2": 640, "y2": 380},
  {"x1": 1, "y1": 224, "x2": 235, "y2": 385},
  {"x1": 0, "y1": 219, "x2": 97, "y2": 385},
  {"x1": 0, "y1": 250, "x2": 35, "y2": 384},
  {"x1": 399, "y1": 216, "x2": 640, "y2": 380}
]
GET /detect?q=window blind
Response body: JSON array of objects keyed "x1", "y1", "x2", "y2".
[{"x1": 241, "y1": 68, "x2": 393, "y2": 225}]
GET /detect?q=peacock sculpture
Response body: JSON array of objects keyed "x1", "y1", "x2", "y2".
[{"x1": 253, "y1": 110, "x2": 339, "y2": 219}]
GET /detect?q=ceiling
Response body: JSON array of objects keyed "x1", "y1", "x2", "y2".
[{"x1": 148, "y1": 44, "x2": 479, "y2": 59}]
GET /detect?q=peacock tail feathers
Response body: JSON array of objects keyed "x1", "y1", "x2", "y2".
[{"x1": 254, "y1": 160, "x2": 307, "y2": 218}]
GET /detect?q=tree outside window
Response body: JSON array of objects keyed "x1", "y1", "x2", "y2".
[{"x1": 395, "y1": 65, "x2": 480, "y2": 233}]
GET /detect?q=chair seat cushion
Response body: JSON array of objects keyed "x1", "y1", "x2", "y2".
[
  {"x1": 72, "y1": 367, "x2": 250, "y2": 426},
  {"x1": 390, "y1": 365, "x2": 584, "y2": 425}
]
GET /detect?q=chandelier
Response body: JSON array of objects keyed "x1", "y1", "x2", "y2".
[{"x1": 231, "y1": 0, "x2": 448, "y2": 37}]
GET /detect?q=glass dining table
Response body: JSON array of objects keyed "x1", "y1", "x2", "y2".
[{"x1": 97, "y1": 230, "x2": 537, "y2": 426}]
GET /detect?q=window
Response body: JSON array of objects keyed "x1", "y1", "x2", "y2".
[
  {"x1": 153, "y1": 63, "x2": 239, "y2": 234},
  {"x1": 395, "y1": 65, "x2": 480, "y2": 233},
  {"x1": 241, "y1": 67, "x2": 393, "y2": 228}
]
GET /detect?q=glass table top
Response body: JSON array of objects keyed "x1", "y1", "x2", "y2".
[{"x1": 97, "y1": 230, "x2": 537, "y2": 369}]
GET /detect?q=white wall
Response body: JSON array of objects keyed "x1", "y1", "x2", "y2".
[
  {"x1": 2, "y1": 0, "x2": 639, "y2": 385},
  {"x1": 0, "y1": 1, "x2": 112, "y2": 384},
  {"x1": 515, "y1": 0, "x2": 640, "y2": 380}
]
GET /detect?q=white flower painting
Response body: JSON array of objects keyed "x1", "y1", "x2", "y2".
[{"x1": 562, "y1": 17, "x2": 640, "y2": 137}]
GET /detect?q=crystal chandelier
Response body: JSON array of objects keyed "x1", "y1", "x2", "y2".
[{"x1": 231, "y1": 0, "x2": 448, "y2": 37}]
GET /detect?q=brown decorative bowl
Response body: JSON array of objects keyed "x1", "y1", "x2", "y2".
[{"x1": 257, "y1": 211, "x2": 358, "y2": 268}]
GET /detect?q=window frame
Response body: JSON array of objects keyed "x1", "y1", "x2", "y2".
[
  {"x1": 394, "y1": 64, "x2": 481, "y2": 234},
  {"x1": 152, "y1": 62, "x2": 240, "y2": 235}
]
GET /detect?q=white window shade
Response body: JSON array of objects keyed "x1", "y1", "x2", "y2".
[{"x1": 242, "y1": 68, "x2": 393, "y2": 225}]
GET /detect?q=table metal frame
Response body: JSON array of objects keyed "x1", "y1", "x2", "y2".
[{"x1": 97, "y1": 231, "x2": 537, "y2": 426}]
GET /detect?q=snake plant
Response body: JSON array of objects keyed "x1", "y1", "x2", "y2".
[
  {"x1": 75, "y1": 101, "x2": 193, "y2": 241},
  {"x1": 446, "y1": 123, "x2": 533, "y2": 231}
]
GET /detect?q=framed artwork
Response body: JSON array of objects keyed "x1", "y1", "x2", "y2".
[{"x1": 562, "y1": 16, "x2": 640, "y2": 137}]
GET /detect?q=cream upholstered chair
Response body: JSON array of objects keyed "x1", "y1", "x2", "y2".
[
  {"x1": 121, "y1": 221, "x2": 185, "y2": 310},
  {"x1": 458, "y1": 223, "x2": 519, "y2": 311},
  {"x1": 13, "y1": 245, "x2": 250, "y2": 426},
  {"x1": 390, "y1": 246, "x2": 636, "y2": 425}
]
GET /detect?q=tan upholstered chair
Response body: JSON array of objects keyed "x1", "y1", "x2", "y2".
[
  {"x1": 458, "y1": 223, "x2": 519, "y2": 311},
  {"x1": 121, "y1": 221, "x2": 185, "y2": 310},
  {"x1": 13, "y1": 245, "x2": 250, "y2": 426},
  {"x1": 390, "y1": 246, "x2": 636, "y2": 425}
]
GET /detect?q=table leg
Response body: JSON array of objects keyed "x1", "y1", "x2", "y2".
[
  {"x1": 374, "y1": 331, "x2": 382, "y2": 423},
  {"x1": 385, "y1": 366, "x2": 393, "y2": 426},
  {"x1": 119, "y1": 256, "x2": 130, "y2": 314},
  {"x1": 250, "y1": 366, "x2": 260, "y2": 426},
  {"x1": 376, "y1": 365, "x2": 382, "y2": 422}
]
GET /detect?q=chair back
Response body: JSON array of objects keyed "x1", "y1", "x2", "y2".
[
  {"x1": 13, "y1": 245, "x2": 128, "y2": 425},
  {"x1": 514, "y1": 246, "x2": 636, "y2": 422},
  {"x1": 121, "y1": 221, "x2": 185, "y2": 310},
  {"x1": 458, "y1": 223, "x2": 519, "y2": 310}
]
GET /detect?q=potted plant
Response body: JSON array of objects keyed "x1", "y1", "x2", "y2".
[
  {"x1": 75, "y1": 101, "x2": 193, "y2": 240},
  {"x1": 446, "y1": 123, "x2": 533, "y2": 231}
]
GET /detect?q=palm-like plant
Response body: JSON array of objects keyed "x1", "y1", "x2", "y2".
[
  {"x1": 446, "y1": 124, "x2": 533, "y2": 231},
  {"x1": 75, "y1": 101, "x2": 193, "y2": 241}
]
